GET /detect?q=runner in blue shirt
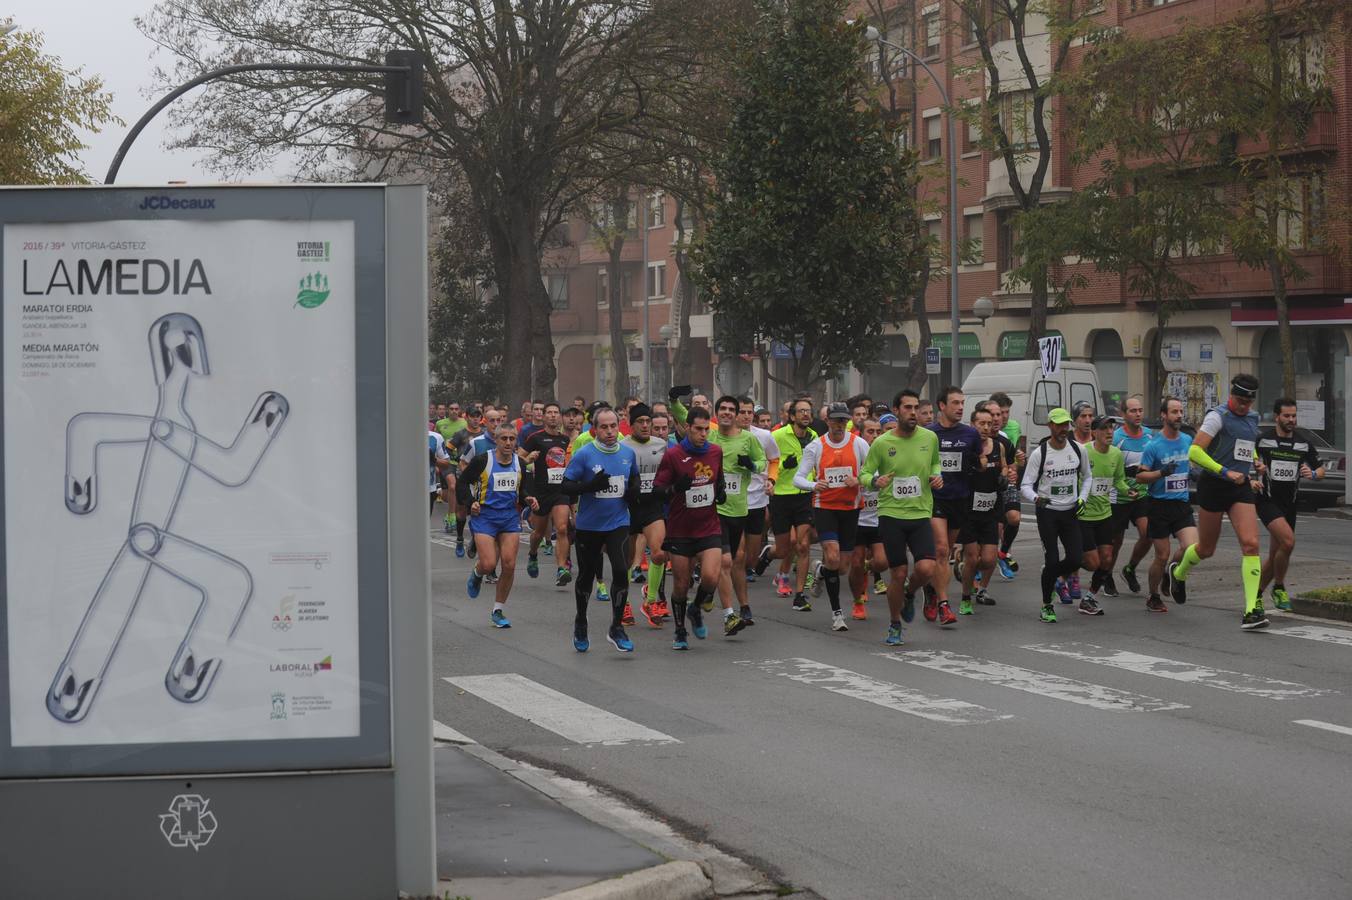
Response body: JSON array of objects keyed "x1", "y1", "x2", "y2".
[
  {"x1": 1110, "y1": 395, "x2": 1154, "y2": 596},
  {"x1": 1134, "y1": 397, "x2": 1197, "y2": 614}
]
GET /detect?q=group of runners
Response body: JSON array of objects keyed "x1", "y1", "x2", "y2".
[{"x1": 428, "y1": 372, "x2": 1329, "y2": 652}]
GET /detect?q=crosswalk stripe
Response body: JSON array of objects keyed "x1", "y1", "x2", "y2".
[
  {"x1": 1021, "y1": 641, "x2": 1333, "y2": 700},
  {"x1": 433, "y1": 719, "x2": 476, "y2": 745},
  {"x1": 1273, "y1": 625, "x2": 1352, "y2": 649},
  {"x1": 736, "y1": 658, "x2": 1011, "y2": 725},
  {"x1": 444, "y1": 674, "x2": 680, "y2": 745},
  {"x1": 1294, "y1": 719, "x2": 1352, "y2": 738},
  {"x1": 880, "y1": 650, "x2": 1188, "y2": 712}
]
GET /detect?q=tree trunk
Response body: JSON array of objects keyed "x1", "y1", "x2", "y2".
[
  {"x1": 671, "y1": 200, "x2": 697, "y2": 388},
  {"x1": 1263, "y1": 0, "x2": 1296, "y2": 398},
  {"x1": 1024, "y1": 267, "x2": 1049, "y2": 360},
  {"x1": 484, "y1": 195, "x2": 548, "y2": 408},
  {"x1": 606, "y1": 198, "x2": 631, "y2": 408},
  {"x1": 1269, "y1": 248, "x2": 1295, "y2": 396},
  {"x1": 1150, "y1": 303, "x2": 1167, "y2": 405}
]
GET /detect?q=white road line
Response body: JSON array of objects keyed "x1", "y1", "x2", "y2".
[
  {"x1": 735, "y1": 658, "x2": 1011, "y2": 725},
  {"x1": 1274, "y1": 625, "x2": 1352, "y2": 649},
  {"x1": 1021, "y1": 642, "x2": 1334, "y2": 700},
  {"x1": 1294, "y1": 719, "x2": 1352, "y2": 738},
  {"x1": 444, "y1": 674, "x2": 680, "y2": 746},
  {"x1": 880, "y1": 651, "x2": 1188, "y2": 713},
  {"x1": 433, "y1": 719, "x2": 476, "y2": 745}
]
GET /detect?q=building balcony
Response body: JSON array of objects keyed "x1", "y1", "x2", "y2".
[{"x1": 1127, "y1": 251, "x2": 1344, "y2": 303}]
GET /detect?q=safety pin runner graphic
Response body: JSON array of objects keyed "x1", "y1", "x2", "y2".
[{"x1": 47, "y1": 312, "x2": 289, "y2": 723}]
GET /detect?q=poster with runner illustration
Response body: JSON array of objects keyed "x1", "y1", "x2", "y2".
[{"x1": 3, "y1": 219, "x2": 360, "y2": 747}]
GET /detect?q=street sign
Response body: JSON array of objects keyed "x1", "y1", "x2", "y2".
[
  {"x1": 1038, "y1": 334, "x2": 1064, "y2": 378},
  {"x1": 925, "y1": 346, "x2": 941, "y2": 375}
]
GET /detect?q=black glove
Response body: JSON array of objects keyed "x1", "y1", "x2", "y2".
[
  {"x1": 714, "y1": 476, "x2": 727, "y2": 506},
  {"x1": 586, "y1": 469, "x2": 611, "y2": 493},
  {"x1": 1157, "y1": 462, "x2": 1176, "y2": 477},
  {"x1": 669, "y1": 384, "x2": 693, "y2": 402},
  {"x1": 737, "y1": 453, "x2": 754, "y2": 472},
  {"x1": 783, "y1": 453, "x2": 798, "y2": 470},
  {"x1": 674, "y1": 473, "x2": 694, "y2": 493},
  {"x1": 1075, "y1": 499, "x2": 1086, "y2": 517}
]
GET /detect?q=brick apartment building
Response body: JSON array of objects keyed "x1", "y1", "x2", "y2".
[{"x1": 541, "y1": 0, "x2": 1349, "y2": 448}]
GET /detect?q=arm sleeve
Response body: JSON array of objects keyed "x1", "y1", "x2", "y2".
[
  {"x1": 749, "y1": 435, "x2": 766, "y2": 473},
  {"x1": 713, "y1": 451, "x2": 727, "y2": 505},
  {"x1": 854, "y1": 437, "x2": 870, "y2": 469},
  {"x1": 1020, "y1": 447, "x2": 1042, "y2": 503},
  {"x1": 1077, "y1": 447, "x2": 1094, "y2": 504},
  {"x1": 1189, "y1": 442, "x2": 1224, "y2": 475},
  {"x1": 457, "y1": 455, "x2": 487, "y2": 506},
  {"x1": 792, "y1": 439, "x2": 822, "y2": 492},
  {"x1": 929, "y1": 439, "x2": 942, "y2": 479},
  {"x1": 672, "y1": 399, "x2": 688, "y2": 425},
  {"x1": 653, "y1": 450, "x2": 674, "y2": 491},
  {"x1": 1113, "y1": 453, "x2": 1133, "y2": 495},
  {"x1": 765, "y1": 457, "x2": 781, "y2": 483}
]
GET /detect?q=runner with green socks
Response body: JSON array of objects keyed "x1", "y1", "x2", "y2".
[
  {"x1": 1168, "y1": 374, "x2": 1267, "y2": 630},
  {"x1": 711, "y1": 395, "x2": 766, "y2": 634}
]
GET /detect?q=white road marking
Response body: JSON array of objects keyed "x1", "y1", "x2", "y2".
[
  {"x1": 736, "y1": 658, "x2": 1011, "y2": 725},
  {"x1": 1273, "y1": 625, "x2": 1352, "y2": 649},
  {"x1": 1294, "y1": 719, "x2": 1352, "y2": 738},
  {"x1": 433, "y1": 719, "x2": 476, "y2": 745},
  {"x1": 1022, "y1": 642, "x2": 1333, "y2": 700},
  {"x1": 880, "y1": 651, "x2": 1187, "y2": 712},
  {"x1": 444, "y1": 674, "x2": 680, "y2": 746}
]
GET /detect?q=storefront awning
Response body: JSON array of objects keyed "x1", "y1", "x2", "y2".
[{"x1": 1231, "y1": 299, "x2": 1352, "y2": 327}]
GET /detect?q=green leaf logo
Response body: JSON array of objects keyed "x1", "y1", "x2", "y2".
[{"x1": 295, "y1": 271, "x2": 331, "y2": 308}]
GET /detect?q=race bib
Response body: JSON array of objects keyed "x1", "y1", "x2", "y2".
[
  {"x1": 972, "y1": 491, "x2": 997, "y2": 512},
  {"x1": 595, "y1": 474, "x2": 626, "y2": 499},
  {"x1": 723, "y1": 472, "x2": 742, "y2": 495},
  {"x1": 892, "y1": 476, "x2": 922, "y2": 499},
  {"x1": 824, "y1": 466, "x2": 852, "y2": 488},
  {"x1": 1270, "y1": 459, "x2": 1298, "y2": 482},
  {"x1": 1049, "y1": 481, "x2": 1074, "y2": 497},
  {"x1": 547, "y1": 468, "x2": 564, "y2": 485},
  {"x1": 1233, "y1": 439, "x2": 1255, "y2": 464},
  {"x1": 685, "y1": 484, "x2": 714, "y2": 508},
  {"x1": 492, "y1": 471, "x2": 518, "y2": 493},
  {"x1": 863, "y1": 493, "x2": 879, "y2": 511},
  {"x1": 1091, "y1": 477, "x2": 1113, "y2": 497},
  {"x1": 1121, "y1": 449, "x2": 1144, "y2": 469},
  {"x1": 640, "y1": 472, "x2": 656, "y2": 493},
  {"x1": 1164, "y1": 473, "x2": 1190, "y2": 493},
  {"x1": 940, "y1": 451, "x2": 962, "y2": 473}
]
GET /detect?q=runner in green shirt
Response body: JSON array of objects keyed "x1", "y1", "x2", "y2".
[
  {"x1": 710, "y1": 395, "x2": 766, "y2": 632},
  {"x1": 751, "y1": 398, "x2": 819, "y2": 605},
  {"x1": 1078, "y1": 415, "x2": 1138, "y2": 615},
  {"x1": 859, "y1": 389, "x2": 943, "y2": 646}
]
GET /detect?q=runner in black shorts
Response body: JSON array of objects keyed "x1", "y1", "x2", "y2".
[
  {"x1": 927, "y1": 386, "x2": 980, "y2": 628},
  {"x1": 958, "y1": 404, "x2": 1007, "y2": 613},
  {"x1": 1255, "y1": 397, "x2": 1327, "y2": 611},
  {"x1": 1135, "y1": 397, "x2": 1197, "y2": 613},
  {"x1": 521, "y1": 402, "x2": 574, "y2": 585}
]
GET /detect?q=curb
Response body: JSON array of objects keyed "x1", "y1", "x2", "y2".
[
  {"x1": 542, "y1": 861, "x2": 712, "y2": 900},
  {"x1": 1293, "y1": 595, "x2": 1352, "y2": 623}
]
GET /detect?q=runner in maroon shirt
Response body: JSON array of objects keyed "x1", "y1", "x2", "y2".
[{"x1": 653, "y1": 407, "x2": 726, "y2": 650}]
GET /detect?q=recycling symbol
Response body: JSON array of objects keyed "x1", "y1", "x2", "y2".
[{"x1": 159, "y1": 793, "x2": 218, "y2": 851}]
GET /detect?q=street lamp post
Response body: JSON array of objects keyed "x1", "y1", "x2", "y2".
[
  {"x1": 642, "y1": 192, "x2": 652, "y2": 400},
  {"x1": 864, "y1": 26, "x2": 962, "y2": 389}
]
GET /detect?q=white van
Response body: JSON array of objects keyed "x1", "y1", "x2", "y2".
[{"x1": 960, "y1": 360, "x2": 1103, "y2": 448}]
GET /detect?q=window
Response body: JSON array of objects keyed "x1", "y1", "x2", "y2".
[
  {"x1": 966, "y1": 4, "x2": 987, "y2": 45},
  {"x1": 1033, "y1": 381, "x2": 1061, "y2": 425},
  {"x1": 1282, "y1": 33, "x2": 1325, "y2": 88},
  {"x1": 1070, "y1": 382, "x2": 1097, "y2": 414},
  {"x1": 964, "y1": 214, "x2": 984, "y2": 263},
  {"x1": 998, "y1": 91, "x2": 1038, "y2": 151},
  {"x1": 963, "y1": 101, "x2": 983, "y2": 151},
  {"x1": 547, "y1": 274, "x2": 569, "y2": 310},
  {"x1": 596, "y1": 270, "x2": 608, "y2": 307},
  {"x1": 923, "y1": 10, "x2": 940, "y2": 57},
  {"x1": 926, "y1": 115, "x2": 942, "y2": 159},
  {"x1": 1272, "y1": 173, "x2": 1325, "y2": 250},
  {"x1": 647, "y1": 192, "x2": 665, "y2": 228},
  {"x1": 647, "y1": 262, "x2": 666, "y2": 299}
]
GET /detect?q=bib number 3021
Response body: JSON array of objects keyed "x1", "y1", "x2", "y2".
[{"x1": 892, "y1": 476, "x2": 921, "y2": 499}]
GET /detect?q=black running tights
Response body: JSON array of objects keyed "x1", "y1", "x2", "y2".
[
  {"x1": 1036, "y1": 507, "x2": 1082, "y2": 603},
  {"x1": 575, "y1": 527, "x2": 629, "y2": 628}
]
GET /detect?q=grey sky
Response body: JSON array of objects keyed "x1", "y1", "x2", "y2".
[{"x1": 9, "y1": 0, "x2": 291, "y2": 184}]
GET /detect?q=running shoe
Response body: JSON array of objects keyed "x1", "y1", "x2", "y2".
[
  {"x1": 688, "y1": 605, "x2": 707, "y2": 640},
  {"x1": 724, "y1": 612, "x2": 747, "y2": 636},
  {"x1": 740, "y1": 604, "x2": 755, "y2": 627},
  {"x1": 975, "y1": 588, "x2": 996, "y2": 606},
  {"x1": 490, "y1": 609, "x2": 511, "y2": 628},
  {"x1": 700, "y1": 594, "x2": 715, "y2": 613},
  {"x1": 792, "y1": 593, "x2": 812, "y2": 612},
  {"x1": 1272, "y1": 586, "x2": 1292, "y2": 611},
  {"x1": 1068, "y1": 574, "x2": 1082, "y2": 601},
  {"x1": 1078, "y1": 597, "x2": 1104, "y2": 616},
  {"x1": 484, "y1": 571, "x2": 498, "y2": 585},
  {"x1": 952, "y1": 554, "x2": 963, "y2": 580},
  {"x1": 607, "y1": 625, "x2": 634, "y2": 652},
  {"x1": 776, "y1": 574, "x2": 792, "y2": 598},
  {"x1": 901, "y1": 589, "x2": 916, "y2": 624},
  {"x1": 754, "y1": 543, "x2": 774, "y2": 576},
  {"x1": 630, "y1": 566, "x2": 645, "y2": 584},
  {"x1": 1241, "y1": 607, "x2": 1270, "y2": 631},
  {"x1": 1054, "y1": 578, "x2": 1072, "y2": 604},
  {"x1": 541, "y1": 540, "x2": 553, "y2": 556},
  {"x1": 996, "y1": 554, "x2": 1014, "y2": 580},
  {"x1": 1146, "y1": 595, "x2": 1167, "y2": 613},
  {"x1": 804, "y1": 567, "x2": 818, "y2": 598},
  {"x1": 556, "y1": 566, "x2": 572, "y2": 587},
  {"x1": 874, "y1": 578, "x2": 888, "y2": 595},
  {"x1": 455, "y1": 540, "x2": 466, "y2": 559},
  {"x1": 831, "y1": 610, "x2": 849, "y2": 632},
  {"x1": 641, "y1": 602, "x2": 661, "y2": 627},
  {"x1": 1122, "y1": 564, "x2": 1141, "y2": 594},
  {"x1": 443, "y1": 517, "x2": 453, "y2": 534},
  {"x1": 1039, "y1": 604, "x2": 1057, "y2": 624},
  {"x1": 1101, "y1": 573, "x2": 1119, "y2": 598},
  {"x1": 745, "y1": 567, "x2": 757, "y2": 584},
  {"x1": 922, "y1": 590, "x2": 939, "y2": 622},
  {"x1": 937, "y1": 600, "x2": 958, "y2": 626},
  {"x1": 1006, "y1": 553, "x2": 1020, "y2": 572},
  {"x1": 672, "y1": 628, "x2": 689, "y2": 651},
  {"x1": 527, "y1": 554, "x2": 539, "y2": 579},
  {"x1": 884, "y1": 624, "x2": 904, "y2": 646},
  {"x1": 573, "y1": 620, "x2": 589, "y2": 652},
  {"x1": 1167, "y1": 562, "x2": 1186, "y2": 604},
  {"x1": 466, "y1": 571, "x2": 482, "y2": 599},
  {"x1": 852, "y1": 599, "x2": 867, "y2": 621},
  {"x1": 467, "y1": 540, "x2": 477, "y2": 559},
  {"x1": 596, "y1": 583, "x2": 610, "y2": 603},
  {"x1": 621, "y1": 603, "x2": 636, "y2": 626},
  {"x1": 655, "y1": 599, "x2": 671, "y2": 619},
  {"x1": 958, "y1": 598, "x2": 974, "y2": 616},
  {"x1": 974, "y1": 569, "x2": 982, "y2": 586}
]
